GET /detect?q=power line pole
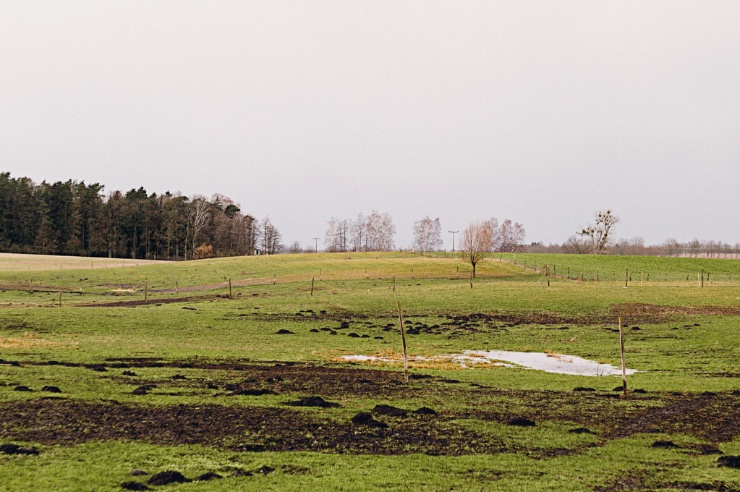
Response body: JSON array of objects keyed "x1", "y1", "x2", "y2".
[
  {"x1": 448, "y1": 230, "x2": 459, "y2": 253},
  {"x1": 313, "y1": 237, "x2": 320, "y2": 253}
]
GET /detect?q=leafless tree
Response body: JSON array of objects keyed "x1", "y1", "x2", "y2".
[
  {"x1": 499, "y1": 219, "x2": 526, "y2": 253},
  {"x1": 261, "y1": 216, "x2": 282, "y2": 255},
  {"x1": 351, "y1": 213, "x2": 366, "y2": 251},
  {"x1": 412, "y1": 216, "x2": 442, "y2": 253},
  {"x1": 187, "y1": 196, "x2": 211, "y2": 259},
  {"x1": 578, "y1": 209, "x2": 618, "y2": 254},
  {"x1": 662, "y1": 238, "x2": 681, "y2": 257},
  {"x1": 460, "y1": 221, "x2": 495, "y2": 278},
  {"x1": 288, "y1": 241, "x2": 302, "y2": 254},
  {"x1": 325, "y1": 217, "x2": 351, "y2": 252},
  {"x1": 348, "y1": 211, "x2": 395, "y2": 251},
  {"x1": 687, "y1": 239, "x2": 704, "y2": 257},
  {"x1": 562, "y1": 235, "x2": 594, "y2": 254}
]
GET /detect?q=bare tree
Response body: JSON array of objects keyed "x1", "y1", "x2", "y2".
[
  {"x1": 460, "y1": 221, "x2": 495, "y2": 278},
  {"x1": 261, "y1": 216, "x2": 282, "y2": 255},
  {"x1": 662, "y1": 238, "x2": 681, "y2": 257},
  {"x1": 348, "y1": 211, "x2": 395, "y2": 252},
  {"x1": 366, "y1": 210, "x2": 395, "y2": 251},
  {"x1": 499, "y1": 219, "x2": 526, "y2": 252},
  {"x1": 562, "y1": 235, "x2": 594, "y2": 254},
  {"x1": 351, "y1": 213, "x2": 366, "y2": 251},
  {"x1": 578, "y1": 209, "x2": 618, "y2": 254},
  {"x1": 412, "y1": 216, "x2": 442, "y2": 253},
  {"x1": 325, "y1": 217, "x2": 351, "y2": 252},
  {"x1": 187, "y1": 196, "x2": 211, "y2": 260},
  {"x1": 687, "y1": 239, "x2": 704, "y2": 257}
]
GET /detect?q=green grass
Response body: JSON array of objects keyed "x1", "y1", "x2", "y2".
[{"x1": 1, "y1": 252, "x2": 738, "y2": 491}]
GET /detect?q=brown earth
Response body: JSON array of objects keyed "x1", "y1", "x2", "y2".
[{"x1": 1, "y1": 362, "x2": 738, "y2": 456}]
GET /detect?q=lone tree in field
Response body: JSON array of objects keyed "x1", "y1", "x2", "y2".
[
  {"x1": 578, "y1": 209, "x2": 618, "y2": 254},
  {"x1": 460, "y1": 221, "x2": 495, "y2": 278}
]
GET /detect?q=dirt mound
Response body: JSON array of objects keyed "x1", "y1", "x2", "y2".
[
  {"x1": 196, "y1": 472, "x2": 222, "y2": 481},
  {"x1": 717, "y1": 455, "x2": 740, "y2": 469},
  {"x1": 508, "y1": 417, "x2": 535, "y2": 427},
  {"x1": 284, "y1": 396, "x2": 340, "y2": 408},
  {"x1": 228, "y1": 388, "x2": 278, "y2": 396},
  {"x1": 0, "y1": 443, "x2": 39, "y2": 455},
  {"x1": 651, "y1": 440, "x2": 679, "y2": 449},
  {"x1": 351, "y1": 412, "x2": 388, "y2": 428},
  {"x1": 147, "y1": 471, "x2": 190, "y2": 486},
  {"x1": 568, "y1": 427, "x2": 594, "y2": 434},
  {"x1": 120, "y1": 482, "x2": 149, "y2": 491},
  {"x1": 372, "y1": 405, "x2": 407, "y2": 417}
]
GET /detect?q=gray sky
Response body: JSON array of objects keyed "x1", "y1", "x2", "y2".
[{"x1": 2, "y1": 1, "x2": 739, "y2": 249}]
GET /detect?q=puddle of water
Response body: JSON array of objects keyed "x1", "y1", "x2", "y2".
[
  {"x1": 339, "y1": 350, "x2": 637, "y2": 377},
  {"x1": 456, "y1": 350, "x2": 637, "y2": 376}
]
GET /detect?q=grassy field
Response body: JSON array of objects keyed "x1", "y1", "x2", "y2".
[{"x1": 1, "y1": 252, "x2": 738, "y2": 491}]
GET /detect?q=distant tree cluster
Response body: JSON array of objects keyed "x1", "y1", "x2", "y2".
[
  {"x1": 324, "y1": 211, "x2": 396, "y2": 252},
  {"x1": 0, "y1": 172, "x2": 280, "y2": 259}
]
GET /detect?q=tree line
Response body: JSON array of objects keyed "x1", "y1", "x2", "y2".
[{"x1": 0, "y1": 172, "x2": 280, "y2": 259}]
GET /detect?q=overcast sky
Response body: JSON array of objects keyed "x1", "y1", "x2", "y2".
[{"x1": 2, "y1": 1, "x2": 739, "y2": 249}]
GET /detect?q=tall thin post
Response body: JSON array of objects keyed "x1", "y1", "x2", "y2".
[
  {"x1": 311, "y1": 277, "x2": 315, "y2": 296},
  {"x1": 396, "y1": 301, "x2": 409, "y2": 383},
  {"x1": 58, "y1": 291, "x2": 62, "y2": 308},
  {"x1": 144, "y1": 284, "x2": 148, "y2": 303},
  {"x1": 448, "y1": 230, "x2": 459, "y2": 253},
  {"x1": 619, "y1": 317, "x2": 627, "y2": 398},
  {"x1": 228, "y1": 279, "x2": 233, "y2": 299}
]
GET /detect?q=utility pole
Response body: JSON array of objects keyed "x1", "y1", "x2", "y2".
[
  {"x1": 313, "y1": 237, "x2": 319, "y2": 253},
  {"x1": 448, "y1": 230, "x2": 459, "y2": 253}
]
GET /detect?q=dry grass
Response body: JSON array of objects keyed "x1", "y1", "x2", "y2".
[
  {"x1": 0, "y1": 334, "x2": 69, "y2": 349},
  {"x1": 0, "y1": 252, "x2": 164, "y2": 272}
]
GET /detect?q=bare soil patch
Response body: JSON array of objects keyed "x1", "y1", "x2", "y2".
[
  {"x1": 0, "y1": 399, "x2": 505, "y2": 455},
  {"x1": 610, "y1": 303, "x2": 740, "y2": 322}
]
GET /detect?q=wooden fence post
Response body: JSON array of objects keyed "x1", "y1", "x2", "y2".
[
  {"x1": 396, "y1": 301, "x2": 409, "y2": 383},
  {"x1": 619, "y1": 317, "x2": 627, "y2": 398}
]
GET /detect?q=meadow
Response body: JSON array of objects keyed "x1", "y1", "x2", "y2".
[{"x1": 0, "y1": 252, "x2": 738, "y2": 491}]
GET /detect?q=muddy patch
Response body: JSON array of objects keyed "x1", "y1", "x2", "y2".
[
  {"x1": 610, "y1": 303, "x2": 740, "y2": 322},
  {"x1": 0, "y1": 399, "x2": 505, "y2": 456}
]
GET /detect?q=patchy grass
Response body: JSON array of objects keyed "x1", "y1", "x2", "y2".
[{"x1": 0, "y1": 252, "x2": 739, "y2": 491}]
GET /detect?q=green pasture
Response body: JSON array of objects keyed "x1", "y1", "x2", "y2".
[{"x1": 1, "y1": 252, "x2": 738, "y2": 491}]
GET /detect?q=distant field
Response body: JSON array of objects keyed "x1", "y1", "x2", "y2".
[
  {"x1": 1, "y1": 252, "x2": 738, "y2": 491},
  {"x1": 0, "y1": 252, "x2": 165, "y2": 271}
]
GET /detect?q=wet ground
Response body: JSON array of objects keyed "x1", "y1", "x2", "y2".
[{"x1": 1, "y1": 361, "x2": 738, "y2": 457}]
